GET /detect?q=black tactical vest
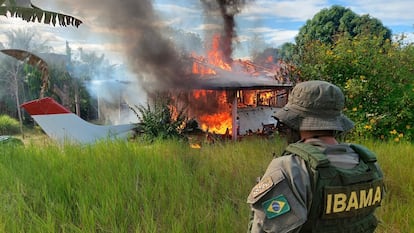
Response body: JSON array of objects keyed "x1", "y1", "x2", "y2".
[{"x1": 284, "y1": 143, "x2": 385, "y2": 233}]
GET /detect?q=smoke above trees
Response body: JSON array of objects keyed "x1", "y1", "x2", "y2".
[{"x1": 56, "y1": 0, "x2": 255, "y2": 95}]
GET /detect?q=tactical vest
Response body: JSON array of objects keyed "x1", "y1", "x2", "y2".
[{"x1": 284, "y1": 143, "x2": 385, "y2": 233}]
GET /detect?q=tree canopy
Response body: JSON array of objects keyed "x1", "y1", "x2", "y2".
[
  {"x1": 285, "y1": 5, "x2": 414, "y2": 141},
  {"x1": 295, "y1": 5, "x2": 392, "y2": 47}
]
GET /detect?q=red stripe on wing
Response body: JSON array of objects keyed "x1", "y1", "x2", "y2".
[{"x1": 20, "y1": 97, "x2": 71, "y2": 115}]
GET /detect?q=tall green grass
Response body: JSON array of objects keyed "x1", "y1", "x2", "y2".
[
  {"x1": 0, "y1": 138, "x2": 411, "y2": 232},
  {"x1": 363, "y1": 141, "x2": 414, "y2": 233}
]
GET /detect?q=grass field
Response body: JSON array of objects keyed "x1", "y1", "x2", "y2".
[{"x1": 0, "y1": 136, "x2": 411, "y2": 232}]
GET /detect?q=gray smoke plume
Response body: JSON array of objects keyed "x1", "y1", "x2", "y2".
[
  {"x1": 200, "y1": 0, "x2": 254, "y2": 63},
  {"x1": 53, "y1": 0, "x2": 257, "y2": 125},
  {"x1": 67, "y1": 0, "x2": 197, "y2": 94},
  {"x1": 61, "y1": 0, "x2": 256, "y2": 94}
]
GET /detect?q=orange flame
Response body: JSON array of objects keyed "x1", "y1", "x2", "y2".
[
  {"x1": 187, "y1": 34, "x2": 236, "y2": 135},
  {"x1": 192, "y1": 35, "x2": 232, "y2": 76},
  {"x1": 192, "y1": 54, "x2": 215, "y2": 75},
  {"x1": 188, "y1": 34, "x2": 291, "y2": 135},
  {"x1": 189, "y1": 90, "x2": 232, "y2": 134},
  {"x1": 199, "y1": 111, "x2": 232, "y2": 134},
  {"x1": 207, "y1": 35, "x2": 231, "y2": 71},
  {"x1": 266, "y1": 56, "x2": 273, "y2": 63}
]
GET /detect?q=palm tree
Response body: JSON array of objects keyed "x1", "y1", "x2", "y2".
[
  {"x1": 0, "y1": 29, "x2": 52, "y2": 137},
  {"x1": 0, "y1": 0, "x2": 82, "y2": 27},
  {"x1": 1, "y1": 49, "x2": 49, "y2": 98}
]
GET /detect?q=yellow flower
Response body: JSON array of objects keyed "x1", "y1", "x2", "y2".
[
  {"x1": 352, "y1": 107, "x2": 357, "y2": 112},
  {"x1": 399, "y1": 133, "x2": 404, "y2": 138},
  {"x1": 390, "y1": 129, "x2": 397, "y2": 135},
  {"x1": 406, "y1": 125, "x2": 411, "y2": 129},
  {"x1": 364, "y1": 125, "x2": 372, "y2": 130},
  {"x1": 394, "y1": 137, "x2": 400, "y2": 142},
  {"x1": 369, "y1": 119, "x2": 376, "y2": 124}
]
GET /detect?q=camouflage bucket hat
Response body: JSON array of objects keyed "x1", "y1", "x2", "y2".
[{"x1": 274, "y1": 80, "x2": 354, "y2": 132}]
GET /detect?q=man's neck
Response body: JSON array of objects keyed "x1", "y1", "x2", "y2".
[
  {"x1": 303, "y1": 136, "x2": 338, "y2": 145},
  {"x1": 300, "y1": 131, "x2": 338, "y2": 145}
]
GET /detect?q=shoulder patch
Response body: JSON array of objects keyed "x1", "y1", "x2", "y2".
[
  {"x1": 262, "y1": 195, "x2": 291, "y2": 219},
  {"x1": 251, "y1": 176, "x2": 274, "y2": 198}
]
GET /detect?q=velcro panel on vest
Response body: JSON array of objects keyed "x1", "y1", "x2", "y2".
[
  {"x1": 349, "y1": 144, "x2": 377, "y2": 163},
  {"x1": 285, "y1": 143, "x2": 330, "y2": 169}
]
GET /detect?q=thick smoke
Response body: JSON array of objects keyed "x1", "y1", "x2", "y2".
[
  {"x1": 59, "y1": 0, "x2": 257, "y2": 120},
  {"x1": 49, "y1": 0, "x2": 260, "y2": 127},
  {"x1": 200, "y1": 0, "x2": 253, "y2": 63},
  {"x1": 66, "y1": 0, "x2": 196, "y2": 93},
  {"x1": 61, "y1": 0, "x2": 255, "y2": 95}
]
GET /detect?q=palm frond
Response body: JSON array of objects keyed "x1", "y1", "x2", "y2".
[
  {"x1": 0, "y1": 49, "x2": 49, "y2": 98},
  {"x1": 0, "y1": 3, "x2": 82, "y2": 27}
]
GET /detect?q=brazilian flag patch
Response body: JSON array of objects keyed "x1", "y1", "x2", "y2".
[{"x1": 262, "y1": 195, "x2": 290, "y2": 219}]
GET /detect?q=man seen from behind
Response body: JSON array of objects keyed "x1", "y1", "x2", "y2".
[{"x1": 247, "y1": 80, "x2": 385, "y2": 233}]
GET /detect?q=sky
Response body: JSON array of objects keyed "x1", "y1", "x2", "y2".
[{"x1": 1, "y1": 0, "x2": 413, "y2": 64}]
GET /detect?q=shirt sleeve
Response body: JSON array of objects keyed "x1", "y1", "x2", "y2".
[{"x1": 247, "y1": 155, "x2": 312, "y2": 233}]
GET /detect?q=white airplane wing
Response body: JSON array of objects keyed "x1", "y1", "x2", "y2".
[{"x1": 21, "y1": 97, "x2": 138, "y2": 144}]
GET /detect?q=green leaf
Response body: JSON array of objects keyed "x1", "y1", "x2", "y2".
[
  {"x1": 57, "y1": 13, "x2": 63, "y2": 26},
  {"x1": 51, "y1": 12, "x2": 56, "y2": 25},
  {"x1": 0, "y1": 4, "x2": 82, "y2": 27},
  {"x1": 43, "y1": 11, "x2": 51, "y2": 24},
  {"x1": 0, "y1": 7, "x2": 6, "y2": 14}
]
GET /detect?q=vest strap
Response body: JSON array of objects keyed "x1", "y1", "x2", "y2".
[
  {"x1": 349, "y1": 144, "x2": 377, "y2": 163},
  {"x1": 285, "y1": 143, "x2": 330, "y2": 168}
]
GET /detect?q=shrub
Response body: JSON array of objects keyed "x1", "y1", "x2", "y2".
[
  {"x1": 294, "y1": 33, "x2": 414, "y2": 141},
  {"x1": 0, "y1": 115, "x2": 20, "y2": 135},
  {"x1": 130, "y1": 93, "x2": 188, "y2": 140}
]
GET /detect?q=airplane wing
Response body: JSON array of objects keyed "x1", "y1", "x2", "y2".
[{"x1": 20, "y1": 97, "x2": 138, "y2": 144}]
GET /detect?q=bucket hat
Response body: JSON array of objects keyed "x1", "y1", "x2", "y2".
[{"x1": 274, "y1": 80, "x2": 354, "y2": 132}]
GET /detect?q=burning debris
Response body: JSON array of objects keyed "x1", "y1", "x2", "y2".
[
  {"x1": 64, "y1": 0, "x2": 293, "y2": 140},
  {"x1": 188, "y1": 47, "x2": 297, "y2": 133},
  {"x1": 171, "y1": 0, "x2": 292, "y2": 138},
  {"x1": 172, "y1": 31, "x2": 292, "y2": 137}
]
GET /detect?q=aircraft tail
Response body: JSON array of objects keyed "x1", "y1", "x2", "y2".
[{"x1": 21, "y1": 97, "x2": 138, "y2": 144}]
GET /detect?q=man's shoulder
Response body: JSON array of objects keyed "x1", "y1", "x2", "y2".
[{"x1": 267, "y1": 153, "x2": 306, "y2": 172}]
